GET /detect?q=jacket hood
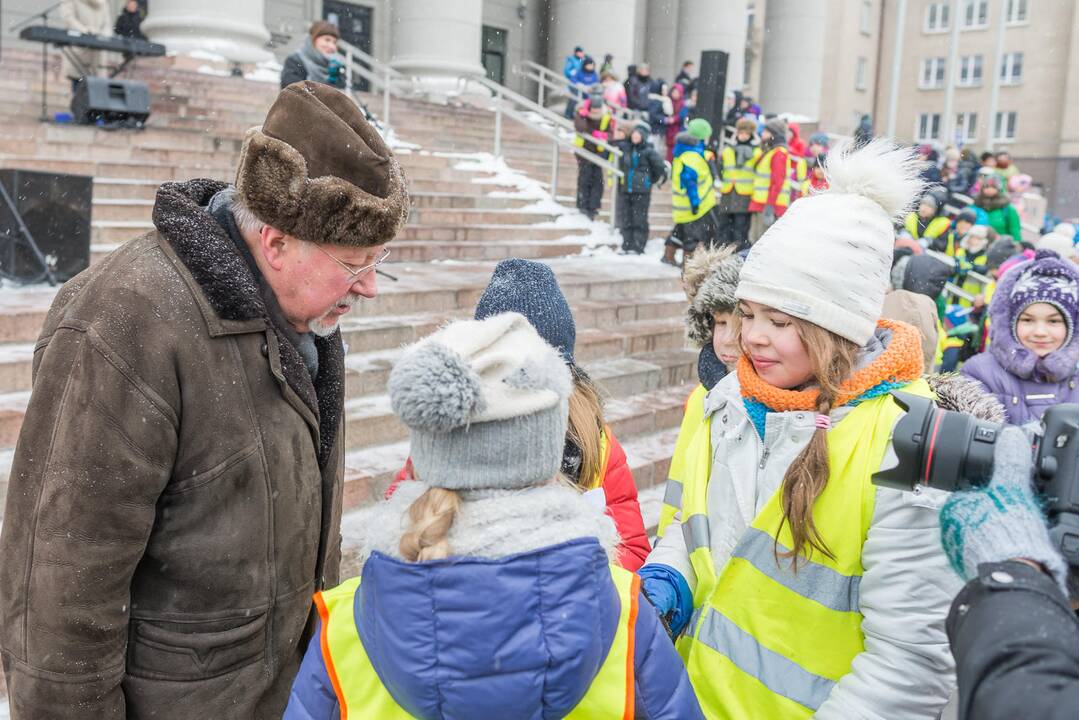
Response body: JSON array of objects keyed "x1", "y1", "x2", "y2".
[
  {"x1": 357, "y1": 539, "x2": 620, "y2": 719},
  {"x1": 673, "y1": 132, "x2": 703, "y2": 158},
  {"x1": 988, "y1": 253, "x2": 1079, "y2": 382}
]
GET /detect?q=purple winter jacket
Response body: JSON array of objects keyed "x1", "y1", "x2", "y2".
[{"x1": 961, "y1": 255, "x2": 1079, "y2": 425}]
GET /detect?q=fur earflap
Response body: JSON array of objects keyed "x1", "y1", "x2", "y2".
[
  {"x1": 928, "y1": 373, "x2": 1006, "y2": 423},
  {"x1": 684, "y1": 246, "x2": 744, "y2": 347},
  {"x1": 823, "y1": 138, "x2": 924, "y2": 222},
  {"x1": 389, "y1": 342, "x2": 486, "y2": 433}
]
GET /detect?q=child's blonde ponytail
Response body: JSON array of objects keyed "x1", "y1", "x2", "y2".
[{"x1": 399, "y1": 487, "x2": 461, "y2": 562}]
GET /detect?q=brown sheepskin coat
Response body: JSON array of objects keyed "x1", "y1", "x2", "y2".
[{"x1": 0, "y1": 178, "x2": 345, "y2": 719}]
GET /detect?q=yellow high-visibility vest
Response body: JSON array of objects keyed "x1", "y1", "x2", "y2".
[
  {"x1": 720, "y1": 145, "x2": 760, "y2": 196},
  {"x1": 904, "y1": 213, "x2": 952, "y2": 242},
  {"x1": 658, "y1": 384, "x2": 708, "y2": 538},
  {"x1": 676, "y1": 380, "x2": 934, "y2": 719},
  {"x1": 751, "y1": 146, "x2": 791, "y2": 208},
  {"x1": 314, "y1": 563, "x2": 640, "y2": 719},
  {"x1": 573, "y1": 111, "x2": 612, "y2": 150},
  {"x1": 673, "y1": 148, "x2": 717, "y2": 224},
  {"x1": 792, "y1": 155, "x2": 808, "y2": 199}
]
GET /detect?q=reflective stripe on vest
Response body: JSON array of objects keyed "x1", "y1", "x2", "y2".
[
  {"x1": 904, "y1": 213, "x2": 952, "y2": 241},
  {"x1": 720, "y1": 145, "x2": 759, "y2": 196},
  {"x1": 658, "y1": 385, "x2": 708, "y2": 538},
  {"x1": 672, "y1": 150, "x2": 717, "y2": 223},
  {"x1": 751, "y1": 147, "x2": 791, "y2": 208},
  {"x1": 676, "y1": 379, "x2": 935, "y2": 719},
  {"x1": 315, "y1": 564, "x2": 640, "y2": 719}
]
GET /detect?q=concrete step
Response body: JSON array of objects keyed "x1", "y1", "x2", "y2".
[
  {"x1": 93, "y1": 178, "x2": 161, "y2": 201},
  {"x1": 339, "y1": 384, "x2": 692, "y2": 510},
  {"x1": 407, "y1": 208, "x2": 559, "y2": 226},
  {"x1": 342, "y1": 317, "x2": 688, "y2": 399},
  {"x1": 341, "y1": 352, "x2": 694, "y2": 452}
]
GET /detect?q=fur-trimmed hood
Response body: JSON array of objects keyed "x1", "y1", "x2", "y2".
[
  {"x1": 927, "y1": 373, "x2": 1006, "y2": 422},
  {"x1": 987, "y1": 251, "x2": 1079, "y2": 383}
]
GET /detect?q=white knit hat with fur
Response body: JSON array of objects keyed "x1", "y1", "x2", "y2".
[{"x1": 736, "y1": 139, "x2": 923, "y2": 345}]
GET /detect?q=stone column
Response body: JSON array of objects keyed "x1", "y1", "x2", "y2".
[
  {"x1": 644, "y1": 0, "x2": 680, "y2": 78},
  {"x1": 676, "y1": 0, "x2": 747, "y2": 91},
  {"x1": 548, "y1": 0, "x2": 637, "y2": 81},
  {"x1": 759, "y1": 0, "x2": 827, "y2": 119},
  {"x1": 141, "y1": 0, "x2": 271, "y2": 64},
  {"x1": 390, "y1": 0, "x2": 485, "y2": 91}
]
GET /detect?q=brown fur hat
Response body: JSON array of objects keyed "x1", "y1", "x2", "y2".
[
  {"x1": 682, "y1": 245, "x2": 744, "y2": 347},
  {"x1": 235, "y1": 81, "x2": 409, "y2": 247},
  {"x1": 735, "y1": 118, "x2": 757, "y2": 135}
]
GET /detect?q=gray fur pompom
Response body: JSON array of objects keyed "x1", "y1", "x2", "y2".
[{"x1": 389, "y1": 342, "x2": 487, "y2": 433}]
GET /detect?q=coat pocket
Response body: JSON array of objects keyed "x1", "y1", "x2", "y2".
[{"x1": 127, "y1": 611, "x2": 269, "y2": 681}]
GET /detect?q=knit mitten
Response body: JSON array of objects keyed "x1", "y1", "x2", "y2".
[{"x1": 940, "y1": 425, "x2": 1069, "y2": 595}]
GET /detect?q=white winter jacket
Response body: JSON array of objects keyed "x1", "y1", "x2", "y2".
[{"x1": 648, "y1": 371, "x2": 962, "y2": 719}]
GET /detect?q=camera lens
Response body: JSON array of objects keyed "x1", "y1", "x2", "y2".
[{"x1": 874, "y1": 391, "x2": 1000, "y2": 493}]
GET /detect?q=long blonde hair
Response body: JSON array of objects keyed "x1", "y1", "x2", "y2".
[
  {"x1": 776, "y1": 319, "x2": 859, "y2": 565},
  {"x1": 566, "y1": 366, "x2": 606, "y2": 489},
  {"x1": 399, "y1": 487, "x2": 461, "y2": 562},
  {"x1": 732, "y1": 310, "x2": 860, "y2": 565}
]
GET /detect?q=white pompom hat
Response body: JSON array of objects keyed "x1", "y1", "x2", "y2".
[{"x1": 736, "y1": 139, "x2": 924, "y2": 345}]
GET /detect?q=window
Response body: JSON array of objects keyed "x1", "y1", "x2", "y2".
[
  {"x1": 924, "y1": 1, "x2": 950, "y2": 32},
  {"x1": 956, "y1": 112, "x2": 978, "y2": 142},
  {"x1": 920, "y1": 57, "x2": 946, "y2": 89},
  {"x1": 481, "y1": 26, "x2": 507, "y2": 85},
  {"x1": 855, "y1": 57, "x2": 868, "y2": 90},
  {"x1": 1000, "y1": 52, "x2": 1023, "y2": 84},
  {"x1": 957, "y1": 55, "x2": 983, "y2": 87},
  {"x1": 962, "y1": 0, "x2": 989, "y2": 29},
  {"x1": 1006, "y1": 0, "x2": 1028, "y2": 24},
  {"x1": 916, "y1": 113, "x2": 942, "y2": 141},
  {"x1": 860, "y1": 0, "x2": 873, "y2": 35},
  {"x1": 994, "y1": 111, "x2": 1018, "y2": 141}
]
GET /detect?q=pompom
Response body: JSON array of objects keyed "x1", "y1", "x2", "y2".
[
  {"x1": 823, "y1": 138, "x2": 924, "y2": 222},
  {"x1": 389, "y1": 342, "x2": 486, "y2": 433}
]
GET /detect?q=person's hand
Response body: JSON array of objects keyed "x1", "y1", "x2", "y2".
[
  {"x1": 940, "y1": 425, "x2": 1069, "y2": 594},
  {"x1": 762, "y1": 205, "x2": 776, "y2": 226},
  {"x1": 973, "y1": 294, "x2": 986, "y2": 309}
]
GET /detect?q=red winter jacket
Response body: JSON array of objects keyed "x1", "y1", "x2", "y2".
[{"x1": 386, "y1": 430, "x2": 651, "y2": 571}]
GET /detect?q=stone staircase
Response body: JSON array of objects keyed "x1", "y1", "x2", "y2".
[{"x1": 0, "y1": 48, "x2": 694, "y2": 526}]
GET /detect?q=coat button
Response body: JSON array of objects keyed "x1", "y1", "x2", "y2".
[
  {"x1": 990, "y1": 570, "x2": 1014, "y2": 584},
  {"x1": 260, "y1": 342, "x2": 269, "y2": 357},
  {"x1": 957, "y1": 603, "x2": 969, "y2": 616}
]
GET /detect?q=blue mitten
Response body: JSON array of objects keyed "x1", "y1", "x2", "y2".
[
  {"x1": 638, "y1": 564, "x2": 694, "y2": 636},
  {"x1": 940, "y1": 425, "x2": 1068, "y2": 594}
]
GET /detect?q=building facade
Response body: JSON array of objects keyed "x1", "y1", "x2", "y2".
[{"x1": 2, "y1": 0, "x2": 1076, "y2": 214}]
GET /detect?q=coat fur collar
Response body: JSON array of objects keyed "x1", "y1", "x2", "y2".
[{"x1": 151, "y1": 178, "x2": 344, "y2": 467}]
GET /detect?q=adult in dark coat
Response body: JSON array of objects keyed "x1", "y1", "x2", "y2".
[
  {"x1": 113, "y1": 0, "x2": 145, "y2": 40},
  {"x1": 0, "y1": 82, "x2": 409, "y2": 719},
  {"x1": 281, "y1": 21, "x2": 347, "y2": 89},
  {"x1": 939, "y1": 425, "x2": 1078, "y2": 720}
]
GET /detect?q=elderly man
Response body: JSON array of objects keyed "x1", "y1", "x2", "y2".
[{"x1": 0, "y1": 82, "x2": 409, "y2": 718}]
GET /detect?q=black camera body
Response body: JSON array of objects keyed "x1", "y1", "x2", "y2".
[{"x1": 874, "y1": 391, "x2": 1079, "y2": 567}]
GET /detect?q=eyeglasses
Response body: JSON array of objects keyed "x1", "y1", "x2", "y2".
[{"x1": 311, "y1": 244, "x2": 390, "y2": 282}]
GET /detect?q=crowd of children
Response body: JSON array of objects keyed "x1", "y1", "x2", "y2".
[{"x1": 272, "y1": 136, "x2": 1079, "y2": 719}]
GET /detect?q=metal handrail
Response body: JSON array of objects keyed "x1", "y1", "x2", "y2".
[
  {"x1": 337, "y1": 38, "x2": 414, "y2": 125},
  {"x1": 330, "y1": 47, "x2": 627, "y2": 225},
  {"x1": 514, "y1": 59, "x2": 646, "y2": 128}
]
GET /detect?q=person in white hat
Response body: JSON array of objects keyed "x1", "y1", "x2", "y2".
[{"x1": 639, "y1": 139, "x2": 962, "y2": 719}]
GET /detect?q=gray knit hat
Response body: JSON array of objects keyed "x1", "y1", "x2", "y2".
[{"x1": 388, "y1": 312, "x2": 572, "y2": 490}]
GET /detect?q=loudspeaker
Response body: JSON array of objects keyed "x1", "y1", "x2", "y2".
[
  {"x1": 0, "y1": 169, "x2": 92, "y2": 283},
  {"x1": 695, "y1": 50, "x2": 730, "y2": 137},
  {"x1": 71, "y1": 77, "x2": 151, "y2": 126}
]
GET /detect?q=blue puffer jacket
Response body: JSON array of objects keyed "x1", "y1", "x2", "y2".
[{"x1": 285, "y1": 538, "x2": 703, "y2": 719}]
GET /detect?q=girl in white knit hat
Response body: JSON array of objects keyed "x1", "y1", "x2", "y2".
[
  {"x1": 286, "y1": 313, "x2": 704, "y2": 719},
  {"x1": 640, "y1": 139, "x2": 963, "y2": 719}
]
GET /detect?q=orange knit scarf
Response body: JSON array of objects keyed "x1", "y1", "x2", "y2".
[{"x1": 737, "y1": 318, "x2": 925, "y2": 411}]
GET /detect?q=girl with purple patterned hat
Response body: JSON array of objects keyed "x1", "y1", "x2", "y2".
[{"x1": 962, "y1": 248, "x2": 1079, "y2": 424}]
